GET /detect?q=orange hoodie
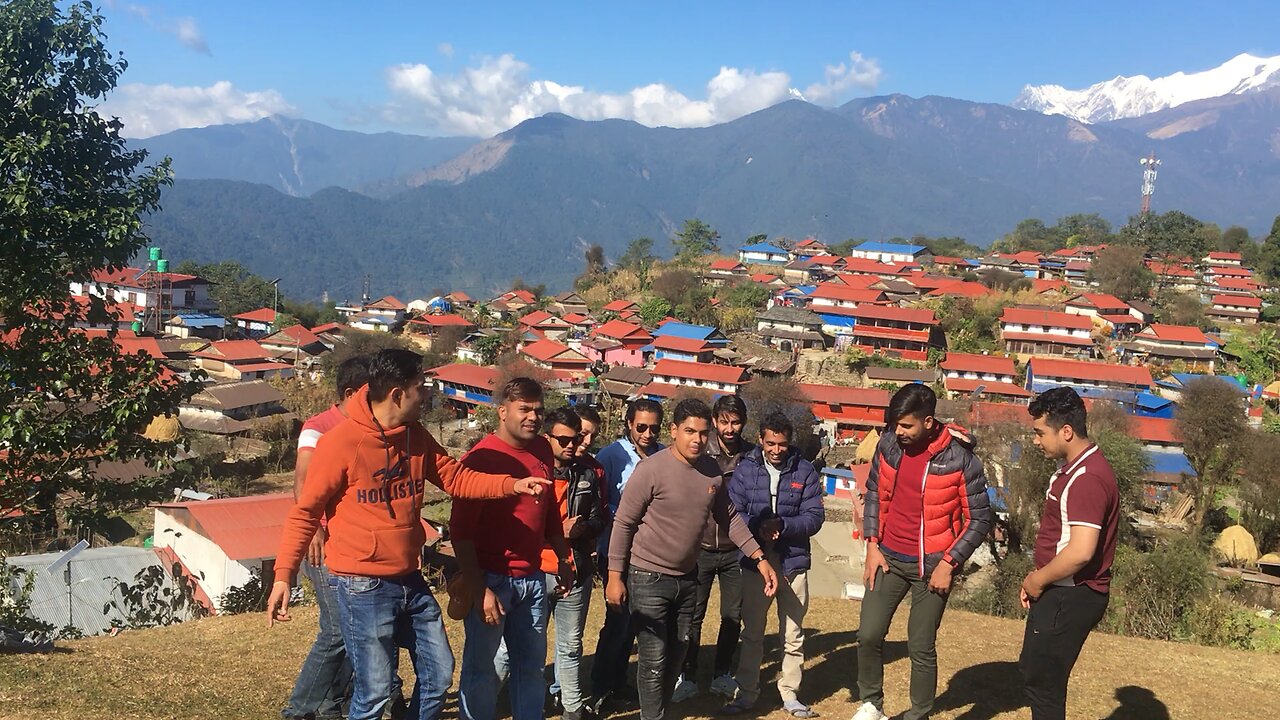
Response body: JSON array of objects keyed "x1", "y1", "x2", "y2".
[{"x1": 274, "y1": 385, "x2": 517, "y2": 581}]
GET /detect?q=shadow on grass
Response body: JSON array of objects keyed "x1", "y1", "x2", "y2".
[
  {"x1": 1101, "y1": 685, "x2": 1170, "y2": 720},
  {"x1": 931, "y1": 661, "x2": 1025, "y2": 720}
]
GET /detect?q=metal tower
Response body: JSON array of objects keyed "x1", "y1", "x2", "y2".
[{"x1": 1140, "y1": 152, "x2": 1161, "y2": 215}]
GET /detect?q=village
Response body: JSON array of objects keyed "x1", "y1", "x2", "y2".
[{"x1": 6, "y1": 232, "x2": 1279, "y2": 644}]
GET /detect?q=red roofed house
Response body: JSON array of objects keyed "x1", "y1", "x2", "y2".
[
  {"x1": 153, "y1": 493, "x2": 294, "y2": 612},
  {"x1": 1000, "y1": 307, "x2": 1094, "y2": 359},
  {"x1": 1129, "y1": 416, "x2": 1182, "y2": 451},
  {"x1": 1126, "y1": 324, "x2": 1220, "y2": 371},
  {"x1": 194, "y1": 339, "x2": 294, "y2": 381},
  {"x1": 602, "y1": 299, "x2": 641, "y2": 321},
  {"x1": 428, "y1": 363, "x2": 500, "y2": 416},
  {"x1": 518, "y1": 309, "x2": 572, "y2": 341},
  {"x1": 842, "y1": 305, "x2": 939, "y2": 363},
  {"x1": 792, "y1": 238, "x2": 829, "y2": 258},
  {"x1": 1146, "y1": 261, "x2": 1200, "y2": 292},
  {"x1": 1064, "y1": 293, "x2": 1135, "y2": 320},
  {"x1": 1029, "y1": 278, "x2": 1069, "y2": 295},
  {"x1": 807, "y1": 282, "x2": 889, "y2": 309},
  {"x1": 1202, "y1": 251, "x2": 1243, "y2": 268},
  {"x1": 1204, "y1": 265, "x2": 1254, "y2": 285},
  {"x1": 939, "y1": 353, "x2": 1031, "y2": 401},
  {"x1": 71, "y1": 266, "x2": 216, "y2": 314},
  {"x1": 649, "y1": 335, "x2": 716, "y2": 363},
  {"x1": 406, "y1": 313, "x2": 477, "y2": 344},
  {"x1": 927, "y1": 281, "x2": 993, "y2": 299},
  {"x1": 232, "y1": 307, "x2": 276, "y2": 337},
  {"x1": 547, "y1": 291, "x2": 589, "y2": 317},
  {"x1": 647, "y1": 358, "x2": 748, "y2": 395},
  {"x1": 798, "y1": 383, "x2": 890, "y2": 442},
  {"x1": 1206, "y1": 294, "x2": 1261, "y2": 324},
  {"x1": 584, "y1": 319, "x2": 651, "y2": 367},
  {"x1": 1208, "y1": 276, "x2": 1262, "y2": 297},
  {"x1": 841, "y1": 257, "x2": 916, "y2": 278},
  {"x1": 259, "y1": 325, "x2": 329, "y2": 364},
  {"x1": 519, "y1": 339, "x2": 592, "y2": 377},
  {"x1": 1025, "y1": 357, "x2": 1153, "y2": 401},
  {"x1": 705, "y1": 259, "x2": 750, "y2": 286}
]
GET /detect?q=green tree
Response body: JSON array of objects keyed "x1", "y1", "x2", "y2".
[
  {"x1": 1088, "y1": 244, "x2": 1154, "y2": 300},
  {"x1": 1119, "y1": 210, "x2": 1209, "y2": 260},
  {"x1": 1055, "y1": 213, "x2": 1114, "y2": 247},
  {"x1": 1175, "y1": 378, "x2": 1248, "y2": 527},
  {"x1": 618, "y1": 236, "x2": 656, "y2": 270},
  {"x1": 745, "y1": 233, "x2": 768, "y2": 246},
  {"x1": 828, "y1": 239, "x2": 861, "y2": 256},
  {"x1": 473, "y1": 334, "x2": 505, "y2": 366},
  {"x1": 720, "y1": 281, "x2": 770, "y2": 309},
  {"x1": 1219, "y1": 225, "x2": 1251, "y2": 253},
  {"x1": 174, "y1": 260, "x2": 277, "y2": 318},
  {"x1": 672, "y1": 218, "x2": 720, "y2": 263},
  {"x1": 1258, "y1": 215, "x2": 1280, "y2": 282},
  {"x1": 990, "y1": 218, "x2": 1065, "y2": 254},
  {"x1": 0, "y1": 0, "x2": 201, "y2": 544},
  {"x1": 638, "y1": 297, "x2": 673, "y2": 326}
]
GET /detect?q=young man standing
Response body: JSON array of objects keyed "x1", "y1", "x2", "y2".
[
  {"x1": 282, "y1": 355, "x2": 369, "y2": 720},
  {"x1": 607, "y1": 399, "x2": 778, "y2": 720},
  {"x1": 452, "y1": 378, "x2": 575, "y2": 720},
  {"x1": 573, "y1": 405, "x2": 602, "y2": 459},
  {"x1": 853, "y1": 385, "x2": 991, "y2": 720},
  {"x1": 720, "y1": 413, "x2": 825, "y2": 719},
  {"x1": 591, "y1": 399, "x2": 664, "y2": 712},
  {"x1": 674, "y1": 395, "x2": 754, "y2": 703},
  {"x1": 1019, "y1": 388, "x2": 1118, "y2": 720},
  {"x1": 267, "y1": 350, "x2": 549, "y2": 720}
]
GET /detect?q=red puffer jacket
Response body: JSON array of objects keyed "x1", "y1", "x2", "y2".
[{"x1": 862, "y1": 424, "x2": 991, "y2": 573}]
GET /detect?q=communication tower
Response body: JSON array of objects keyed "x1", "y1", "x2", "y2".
[{"x1": 1140, "y1": 152, "x2": 1161, "y2": 215}]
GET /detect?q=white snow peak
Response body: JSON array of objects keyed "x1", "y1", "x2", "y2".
[{"x1": 1012, "y1": 52, "x2": 1280, "y2": 123}]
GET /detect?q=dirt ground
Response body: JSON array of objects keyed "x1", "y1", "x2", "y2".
[{"x1": 1, "y1": 590, "x2": 1275, "y2": 720}]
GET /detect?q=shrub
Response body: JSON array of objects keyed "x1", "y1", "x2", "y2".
[
  {"x1": 1102, "y1": 538, "x2": 1209, "y2": 641},
  {"x1": 955, "y1": 551, "x2": 1034, "y2": 620},
  {"x1": 1187, "y1": 592, "x2": 1259, "y2": 650},
  {"x1": 219, "y1": 569, "x2": 268, "y2": 615}
]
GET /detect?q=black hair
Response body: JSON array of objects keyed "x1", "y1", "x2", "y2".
[
  {"x1": 366, "y1": 349, "x2": 423, "y2": 402},
  {"x1": 498, "y1": 376, "x2": 543, "y2": 404},
  {"x1": 1028, "y1": 387, "x2": 1089, "y2": 438},
  {"x1": 626, "y1": 398, "x2": 663, "y2": 425},
  {"x1": 712, "y1": 395, "x2": 747, "y2": 421},
  {"x1": 542, "y1": 406, "x2": 582, "y2": 435},
  {"x1": 887, "y1": 383, "x2": 937, "y2": 427},
  {"x1": 335, "y1": 355, "x2": 371, "y2": 399},
  {"x1": 759, "y1": 412, "x2": 794, "y2": 440},
  {"x1": 672, "y1": 398, "x2": 713, "y2": 426},
  {"x1": 575, "y1": 405, "x2": 602, "y2": 426}
]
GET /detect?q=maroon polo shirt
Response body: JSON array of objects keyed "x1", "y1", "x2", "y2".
[{"x1": 1034, "y1": 443, "x2": 1119, "y2": 593}]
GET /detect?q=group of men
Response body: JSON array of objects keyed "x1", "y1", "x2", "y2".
[{"x1": 267, "y1": 347, "x2": 1119, "y2": 720}]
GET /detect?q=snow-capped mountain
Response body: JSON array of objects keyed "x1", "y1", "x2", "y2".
[{"x1": 1013, "y1": 52, "x2": 1280, "y2": 123}]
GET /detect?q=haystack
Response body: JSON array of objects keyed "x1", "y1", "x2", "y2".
[
  {"x1": 854, "y1": 428, "x2": 880, "y2": 464},
  {"x1": 1212, "y1": 525, "x2": 1259, "y2": 566},
  {"x1": 142, "y1": 413, "x2": 182, "y2": 443}
]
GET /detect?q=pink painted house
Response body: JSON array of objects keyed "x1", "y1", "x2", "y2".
[{"x1": 582, "y1": 319, "x2": 652, "y2": 367}]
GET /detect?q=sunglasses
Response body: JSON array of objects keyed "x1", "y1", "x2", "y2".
[
  {"x1": 550, "y1": 434, "x2": 583, "y2": 447},
  {"x1": 633, "y1": 423, "x2": 658, "y2": 434}
]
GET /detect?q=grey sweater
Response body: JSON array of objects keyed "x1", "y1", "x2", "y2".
[{"x1": 608, "y1": 447, "x2": 762, "y2": 576}]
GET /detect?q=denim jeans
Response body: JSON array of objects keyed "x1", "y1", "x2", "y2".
[
  {"x1": 684, "y1": 547, "x2": 742, "y2": 681},
  {"x1": 494, "y1": 575, "x2": 591, "y2": 712},
  {"x1": 283, "y1": 560, "x2": 353, "y2": 719},
  {"x1": 333, "y1": 572, "x2": 453, "y2": 720},
  {"x1": 628, "y1": 567, "x2": 698, "y2": 720},
  {"x1": 459, "y1": 571, "x2": 549, "y2": 720}
]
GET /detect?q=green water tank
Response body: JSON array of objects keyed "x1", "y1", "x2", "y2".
[
  {"x1": 148, "y1": 247, "x2": 162, "y2": 261},
  {"x1": 156, "y1": 258, "x2": 169, "y2": 273},
  {"x1": 131, "y1": 320, "x2": 143, "y2": 333}
]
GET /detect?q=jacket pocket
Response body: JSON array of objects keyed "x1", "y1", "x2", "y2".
[{"x1": 368, "y1": 524, "x2": 421, "y2": 568}]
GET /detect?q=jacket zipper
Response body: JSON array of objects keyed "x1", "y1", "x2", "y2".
[{"x1": 918, "y1": 455, "x2": 929, "y2": 578}]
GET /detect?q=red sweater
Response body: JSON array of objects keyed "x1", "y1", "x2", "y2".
[
  {"x1": 450, "y1": 434, "x2": 565, "y2": 577},
  {"x1": 880, "y1": 447, "x2": 930, "y2": 560}
]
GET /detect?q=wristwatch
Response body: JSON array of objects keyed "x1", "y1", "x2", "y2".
[{"x1": 748, "y1": 554, "x2": 764, "y2": 566}]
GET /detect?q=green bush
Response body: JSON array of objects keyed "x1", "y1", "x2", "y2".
[
  {"x1": 219, "y1": 569, "x2": 268, "y2": 615},
  {"x1": 1102, "y1": 538, "x2": 1209, "y2": 642},
  {"x1": 1188, "y1": 593, "x2": 1259, "y2": 650},
  {"x1": 955, "y1": 551, "x2": 1034, "y2": 620}
]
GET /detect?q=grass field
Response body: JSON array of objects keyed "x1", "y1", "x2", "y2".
[{"x1": 0, "y1": 593, "x2": 1275, "y2": 720}]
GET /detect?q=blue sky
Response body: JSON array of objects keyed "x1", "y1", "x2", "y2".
[{"x1": 98, "y1": 1, "x2": 1280, "y2": 138}]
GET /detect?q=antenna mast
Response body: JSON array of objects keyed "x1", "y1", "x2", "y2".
[{"x1": 1139, "y1": 152, "x2": 1161, "y2": 215}]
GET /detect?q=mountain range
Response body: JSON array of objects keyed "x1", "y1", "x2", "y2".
[
  {"x1": 1014, "y1": 52, "x2": 1280, "y2": 123},
  {"x1": 136, "y1": 58, "x2": 1280, "y2": 303}
]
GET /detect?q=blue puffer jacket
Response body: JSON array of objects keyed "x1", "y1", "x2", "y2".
[{"x1": 727, "y1": 446, "x2": 825, "y2": 577}]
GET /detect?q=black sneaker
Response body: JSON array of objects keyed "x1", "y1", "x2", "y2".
[{"x1": 546, "y1": 691, "x2": 564, "y2": 716}]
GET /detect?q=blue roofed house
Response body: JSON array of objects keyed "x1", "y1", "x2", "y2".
[
  {"x1": 1155, "y1": 373, "x2": 1248, "y2": 404},
  {"x1": 650, "y1": 321, "x2": 730, "y2": 347},
  {"x1": 1024, "y1": 356, "x2": 1154, "y2": 412},
  {"x1": 165, "y1": 312, "x2": 226, "y2": 340},
  {"x1": 738, "y1": 242, "x2": 791, "y2": 266},
  {"x1": 848, "y1": 241, "x2": 933, "y2": 265}
]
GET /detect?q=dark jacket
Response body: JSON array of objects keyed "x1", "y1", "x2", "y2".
[
  {"x1": 558, "y1": 455, "x2": 607, "y2": 585},
  {"x1": 701, "y1": 436, "x2": 756, "y2": 550},
  {"x1": 727, "y1": 446, "x2": 825, "y2": 576},
  {"x1": 863, "y1": 424, "x2": 991, "y2": 575}
]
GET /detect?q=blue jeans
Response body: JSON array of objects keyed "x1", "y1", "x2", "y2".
[
  {"x1": 628, "y1": 568, "x2": 698, "y2": 720},
  {"x1": 283, "y1": 560, "x2": 353, "y2": 719},
  {"x1": 497, "y1": 575, "x2": 591, "y2": 711},
  {"x1": 459, "y1": 572, "x2": 548, "y2": 720},
  {"x1": 334, "y1": 572, "x2": 453, "y2": 720}
]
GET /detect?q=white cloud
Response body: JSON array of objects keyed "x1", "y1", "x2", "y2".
[
  {"x1": 111, "y1": 2, "x2": 211, "y2": 54},
  {"x1": 382, "y1": 51, "x2": 880, "y2": 137},
  {"x1": 800, "y1": 51, "x2": 883, "y2": 105},
  {"x1": 437, "y1": 42, "x2": 454, "y2": 58},
  {"x1": 97, "y1": 81, "x2": 296, "y2": 137}
]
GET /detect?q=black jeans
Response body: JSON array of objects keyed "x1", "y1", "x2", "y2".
[
  {"x1": 1019, "y1": 583, "x2": 1110, "y2": 720},
  {"x1": 628, "y1": 567, "x2": 698, "y2": 720},
  {"x1": 684, "y1": 547, "x2": 742, "y2": 680},
  {"x1": 591, "y1": 590, "x2": 637, "y2": 698}
]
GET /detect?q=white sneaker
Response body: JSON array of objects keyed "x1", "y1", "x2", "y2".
[
  {"x1": 672, "y1": 677, "x2": 699, "y2": 703},
  {"x1": 850, "y1": 701, "x2": 888, "y2": 720},
  {"x1": 710, "y1": 674, "x2": 739, "y2": 699}
]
